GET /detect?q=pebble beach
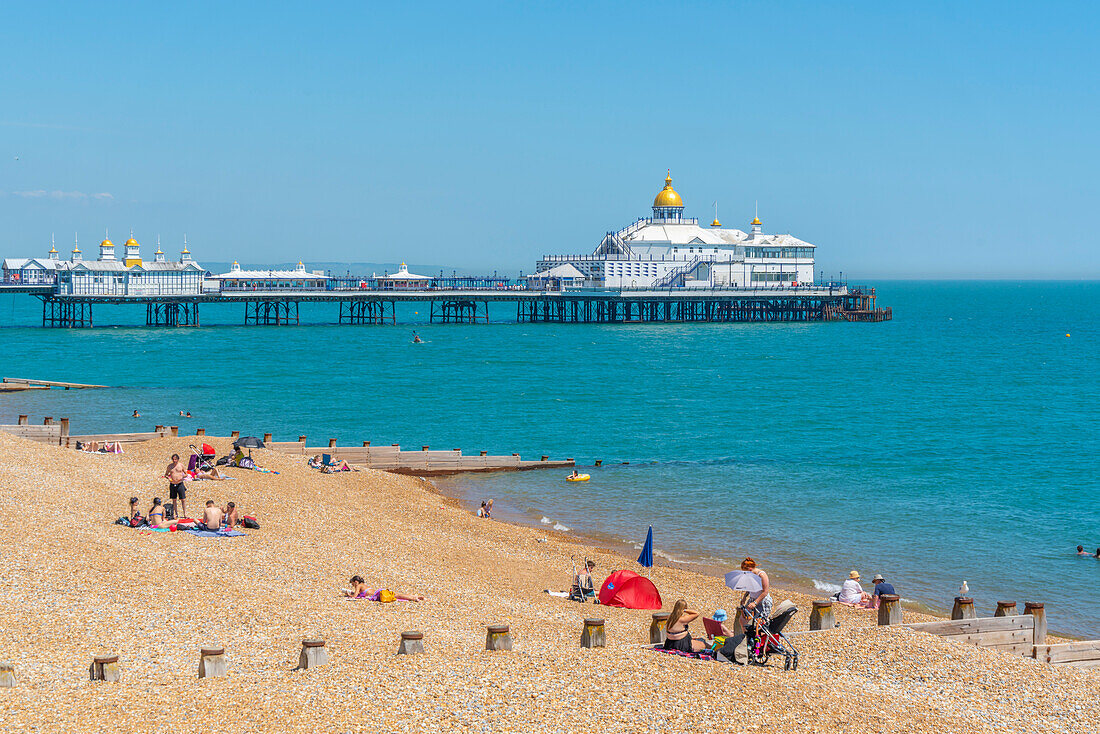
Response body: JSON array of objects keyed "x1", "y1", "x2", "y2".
[{"x1": 1, "y1": 431, "x2": 1097, "y2": 734}]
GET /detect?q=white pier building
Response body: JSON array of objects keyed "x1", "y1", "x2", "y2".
[{"x1": 534, "y1": 173, "x2": 816, "y2": 288}]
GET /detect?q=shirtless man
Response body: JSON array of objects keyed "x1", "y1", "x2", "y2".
[
  {"x1": 202, "y1": 500, "x2": 224, "y2": 530},
  {"x1": 224, "y1": 501, "x2": 239, "y2": 530},
  {"x1": 164, "y1": 453, "x2": 188, "y2": 520}
]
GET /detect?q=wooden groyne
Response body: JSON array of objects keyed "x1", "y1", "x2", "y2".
[
  {"x1": 2, "y1": 377, "x2": 108, "y2": 390},
  {"x1": 0, "y1": 418, "x2": 573, "y2": 476}
]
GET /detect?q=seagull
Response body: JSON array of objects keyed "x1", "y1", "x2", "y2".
[{"x1": 959, "y1": 580, "x2": 970, "y2": 595}]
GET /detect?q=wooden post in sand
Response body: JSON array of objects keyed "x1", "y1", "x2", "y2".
[
  {"x1": 362, "y1": 441, "x2": 370, "y2": 447},
  {"x1": 541, "y1": 455, "x2": 549, "y2": 462},
  {"x1": 1025, "y1": 602, "x2": 1047, "y2": 645},
  {"x1": 479, "y1": 450, "x2": 487, "y2": 456},
  {"x1": 328, "y1": 438, "x2": 337, "y2": 448},
  {"x1": 485, "y1": 624, "x2": 513, "y2": 651},
  {"x1": 231, "y1": 430, "x2": 240, "y2": 439},
  {"x1": 17, "y1": 415, "x2": 27, "y2": 425},
  {"x1": 951, "y1": 597, "x2": 976, "y2": 620},
  {"x1": 995, "y1": 601, "x2": 1018, "y2": 617},
  {"x1": 43, "y1": 416, "x2": 53, "y2": 425},
  {"x1": 298, "y1": 639, "x2": 329, "y2": 669},
  {"x1": 397, "y1": 631, "x2": 425, "y2": 655},
  {"x1": 59, "y1": 417, "x2": 69, "y2": 437},
  {"x1": 810, "y1": 600, "x2": 836, "y2": 631},
  {"x1": 298, "y1": 435, "x2": 307, "y2": 443},
  {"x1": 155, "y1": 425, "x2": 165, "y2": 433},
  {"x1": 89, "y1": 654, "x2": 120, "y2": 682},
  {"x1": 580, "y1": 618, "x2": 606, "y2": 648},
  {"x1": 197, "y1": 647, "x2": 226, "y2": 678},
  {"x1": 877, "y1": 595, "x2": 902, "y2": 625},
  {"x1": 196, "y1": 428, "x2": 205, "y2": 436},
  {"x1": 170, "y1": 426, "x2": 179, "y2": 437},
  {"x1": 649, "y1": 612, "x2": 670, "y2": 643},
  {"x1": 263, "y1": 433, "x2": 272, "y2": 443},
  {"x1": 0, "y1": 662, "x2": 14, "y2": 688},
  {"x1": 422, "y1": 445, "x2": 429, "y2": 451}
]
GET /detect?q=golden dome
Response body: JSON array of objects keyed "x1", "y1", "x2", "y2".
[
  {"x1": 652, "y1": 171, "x2": 684, "y2": 208},
  {"x1": 100, "y1": 238, "x2": 113, "y2": 248},
  {"x1": 125, "y1": 237, "x2": 140, "y2": 248},
  {"x1": 711, "y1": 218, "x2": 721, "y2": 227},
  {"x1": 751, "y1": 217, "x2": 762, "y2": 226}
]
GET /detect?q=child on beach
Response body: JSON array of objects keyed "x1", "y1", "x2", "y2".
[{"x1": 342, "y1": 575, "x2": 425, "y2": 601}]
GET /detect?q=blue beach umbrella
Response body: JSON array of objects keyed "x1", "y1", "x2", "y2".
[{"x1": 637, "y1": 526, "x2": 654, "y2": 568}]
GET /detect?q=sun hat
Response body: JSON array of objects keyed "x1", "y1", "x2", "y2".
[
  {"x1": 849, "y1": 570, "x2": 861, "y2": 580},
  {"x1": 713, "y1": 609, "x2": 728, "y2": 622},
  {"x1": 872, "y1": 574, "x2": 885, "y2": 582}
]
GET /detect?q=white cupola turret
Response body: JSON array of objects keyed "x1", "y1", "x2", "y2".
[
  {"x1": 98, "y1": 230, "x2": 116, "y2": 261},
  {"x1": 180, "y1": 235, "x2": 192, "y2": 263},
  {"x1": 230, "y1": 261, "x2": 241, "y2": 272},
  {"x1": 123, "y1": 228, "x2": 142, "y2": 267},
  {"x1": 154, "y1": 235, "x2": 166, "y2": 263},
  {"x1": 71, "y1": 233, "x2": 82, "y2": 262},
  {"x1": 295, "y1": 260, "x2": 306, "y2": 272},
  {"x1": 48, "y1": 234, "x2": 59, "y2": 260}
]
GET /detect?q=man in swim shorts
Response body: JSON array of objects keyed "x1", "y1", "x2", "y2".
[{"x1": 164, "y1": 453, "x2": 188, "y2": 520}]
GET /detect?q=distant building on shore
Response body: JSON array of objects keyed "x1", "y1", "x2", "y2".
[{"x1": 533, "y1": 172, "x2": 816, "y2": 288}]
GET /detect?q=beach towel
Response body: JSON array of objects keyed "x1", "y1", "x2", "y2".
[
  {"x1": 184, "y1": 528, "x2": 246, "y2": 539},
  {"x1": 651, "y1": 646, "x2": 718, "y2": 661}
]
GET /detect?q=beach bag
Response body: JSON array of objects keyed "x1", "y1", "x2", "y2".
[
  {"x1": 717, "y1": 633, "x2": 747, "y2": 665},
  {"x1": 164, "y1": 504, "x2": 176, "y2": 521},
  {"x1": 378, "y1": 589, "x2": 396, "y2": 603},
  {"x1": 115, "y1": 516, "x2": 130, "y2": 526},
  {"x1": 239, "y1": 457, "x2": 256, "y2": 470},
  {"x1": 241, "y1": 516, "x2": 260, "y2": 529},
  {"x1": 216, "y1": 456, "x2": 229, "y2": 466},
  {"x1": 129, "y1": 515, "x2": 145, "y2": 527}
]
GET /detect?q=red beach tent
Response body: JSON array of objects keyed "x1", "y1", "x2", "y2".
[{"x1": 598, "y1": 569, "x2": 662, "y2": 609}]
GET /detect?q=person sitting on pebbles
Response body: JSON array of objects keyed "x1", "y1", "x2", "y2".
[
  {"x1": 342, "y1": 575, "x2": 425, "y2": 602},
  {"x1": 837, "y1": 570, "x2": 873, "y2": 607}
]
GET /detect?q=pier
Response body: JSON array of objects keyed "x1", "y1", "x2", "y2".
[
  {"x1": 2, "y1": 282, "x2": 890, "y2": 327},
  {"x1": 1, "y1": 377, "x2": 108, "y2": 390}
]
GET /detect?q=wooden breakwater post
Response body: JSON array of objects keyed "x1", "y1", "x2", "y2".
[
  {"x1": 198, "y1": 646, "x2": 226, "y2": 678},
  {"x1": 17, "y1": 415, "x2": 28, "y2": 426},
  {"x1": 0, "y1": 661, "x2": 14, "y2": 688},
  {"x1": 298, "y1": 639, "x2": 329, "y2": 669},
  {"x1": 580, "y1": 618, "x2": 605, "y2": 648},
  {"x1": 810, "y1": 600, "x2": 835, "y2": 631},
  {"x1": 877, "y1": 594, "x2": 903, "y2": 625},
  {"x1": 231, "y1": 430, "x2": 240, "y2": 439},
  {"x1": 649, "y1": 612, "x2": 670, "y2": 643},
  {"x1": 1025, "y1": 602, "x2": 1047, "y2": 645},
  {"x1": 89, "y1": 654, "x2": 120, "y2": 682},
  {"x1": 951, "y1": 597, "x2": 976, "y2": 620},
  {"x1": 328, "y1": 438, "x2": 337, "y2": 448},
  {"x1": 196, "y1": 428, "x2": 206, "y2": 436},
  {"x1": 995, "y1": 601, "x2": 1018, "y2": 617},
  {"x1": 397, "y1": 630, "x2": 425, "y2": 655},
  {"x1": 263, "y1": 432, "x2": 272, "y2": 443},
  {"x1": 60, "y1": 417, "x2": 69, "y2": 437},
  {"x1": 170, "y1": 426, "x2": 179, "y2": 437},
  {"x1": 485, "y1": 624, "x2": 513, "y2": 651}
]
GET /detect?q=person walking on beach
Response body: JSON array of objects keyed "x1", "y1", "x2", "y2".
[{"x1": 163, "y1": 453, "x2": 188, "y2": 520}]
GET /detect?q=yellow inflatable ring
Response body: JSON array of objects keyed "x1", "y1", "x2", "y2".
[{"x1": 566, "y1": 474, "x2": 590, "y2": 482}]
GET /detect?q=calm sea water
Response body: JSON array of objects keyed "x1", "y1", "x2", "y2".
[{"x1": 1, "y1": 282, "x2": 1098, "y2": 635}]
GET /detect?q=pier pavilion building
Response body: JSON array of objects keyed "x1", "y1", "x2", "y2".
[
  {"x1": 44, "y1": 234, "x2": 206, "y2": 296},
  {"x1": 534, "y1": 173, "x2": 816, "y2": 288},
  {"x1": 212, "y1": 261, "x2": 329, "y2": 290}
]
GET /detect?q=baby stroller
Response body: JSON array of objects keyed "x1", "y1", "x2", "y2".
[
  {"x1": 738, "y1": 598, "x2": 800, "y2": 670},
  {"x1": 188, "y1": 443, "x2": 216, "y2": 473}
]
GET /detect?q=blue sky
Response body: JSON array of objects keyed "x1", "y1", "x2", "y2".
[{"x1": 1, "y1": 1, "x2": 1097, "y2": 277}]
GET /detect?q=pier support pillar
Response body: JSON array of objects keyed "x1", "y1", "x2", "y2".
[
  {"x1": 810, "y1": 600, "x2": 836, "y2": 631},
  {"x1": 1024, "y1": 602, "x2": 1046, "y2": 645},
  {"x1": 951, "y1": 597, "x2": 976, "y2": 620},
  {"x1": 649, "y1": 612, "x2": 670, "y2": 644},
  {"x1": 397, "y1": 631, "x2": 425, "y2": 655},
  {"x1": 877, "y1": 595, "x2": 902, "y2": 626},
  {"x1": 297, "y1": 639, "x2": 329, "y2": 669},
  {"x1": 995, "y1": 601, "x2": 1017, "y2": 617},
  {"x1": 89, "y1": 654, "x2": 120, "y2": 682},
  {"x1": 198, "y1": 647, "x2": 226, "y2": 678},
  {"x1": 485, "y1": 624, "x2": 513, "y2": 651},
  {"x1": 580, "y1": 618, "x2": 605, "y2": 648}
]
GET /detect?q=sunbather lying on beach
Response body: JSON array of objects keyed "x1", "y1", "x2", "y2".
[
  {"x1": 341, "y1": 575, "x2": 424, "y2": 601},
  {"x1": 322, "y1": 460, "x2": 351, "y2": 473},
  {"x1": 664, "y1": 598, "x2": 706, "y2": 653},
  {"x1": 191, "y1": 466, "x2": 228, "y2": 480},
  {"x1": 308, "y1": 455, "x2": 322, "y2": 468}
]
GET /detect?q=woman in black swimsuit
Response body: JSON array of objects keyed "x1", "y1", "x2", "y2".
[{"x1": 663, "y1": 598, "x2": 706, "y2": 653}]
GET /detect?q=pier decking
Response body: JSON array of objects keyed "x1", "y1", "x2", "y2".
[{"x1": 1, "y1": 282, "x2": 891, "y2": 327}]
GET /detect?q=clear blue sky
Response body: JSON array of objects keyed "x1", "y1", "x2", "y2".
[{"x1": 2, "y1": 1, "x2": 1097, "y2": 278}]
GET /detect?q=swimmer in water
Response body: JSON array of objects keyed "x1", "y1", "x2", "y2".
[
  {"x1": 132, "y1": 410, "x2": 140, "y2": 418},
  {"x1": 412, "y1": 332, "x2": 423, "y2": 344}
]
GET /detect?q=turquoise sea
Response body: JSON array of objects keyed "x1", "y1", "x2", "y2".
[{"x1": 1, "y1": 282, "x2": 1098, "y2": 636}]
